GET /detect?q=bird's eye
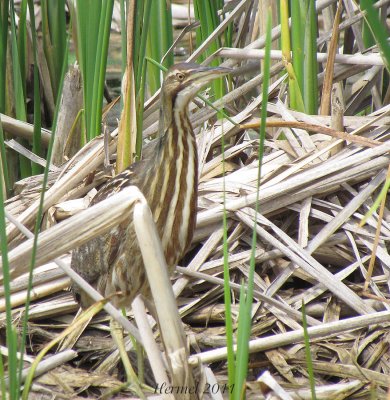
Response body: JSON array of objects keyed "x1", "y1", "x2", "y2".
[{"x1": 176, "y1": 72, "x2": 185, "y2": 81}]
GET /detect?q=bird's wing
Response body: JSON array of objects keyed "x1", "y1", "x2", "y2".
[
  {"x1": 71, "y1": 166, "x2": 138, "y2": 288},
  {"x1": 91, "y1": 157, "x2": 151, "y2": 205},
  {"x1": 91, "y1": 168, "x2": 135, "y2": 205},
  {"x1": 70, "y1": 225, "x2": 123, "y2": 282}
]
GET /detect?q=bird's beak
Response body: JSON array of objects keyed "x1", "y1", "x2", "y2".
[
  {"x1": 193, "y1": 65, "x2": 232, "y2": 82},
  {"x1": 205, "y1": 65, "x2": 232, "y2": 75},
  {"x1": 181, "y1": 64, "x2": 232, "y2": 100}
]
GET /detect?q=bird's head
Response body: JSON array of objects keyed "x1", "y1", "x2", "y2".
[
  {"x1": 158, "y1": 62, "x2": 231, "y2": 134},
  {"x1": 162, "y1": 62, "x2": 231, "y2": 108}
]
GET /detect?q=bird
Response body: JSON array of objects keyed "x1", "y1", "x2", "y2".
[{"x1": 70, "y1": 62, "x2": 230, "y2": 310}]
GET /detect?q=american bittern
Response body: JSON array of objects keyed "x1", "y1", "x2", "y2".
[{"x1": 71, "y1": 62, "x2": 230, "y2": 309}]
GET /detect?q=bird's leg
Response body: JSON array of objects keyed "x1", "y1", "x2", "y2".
[{"x1": 100, "y1": 317, "x2": 146, "y2": 399}]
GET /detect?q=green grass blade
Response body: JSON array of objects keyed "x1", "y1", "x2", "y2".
[
  {"x1": 40, "y1": 0, "x2": 66, "y2": 102},
  {"x1": 120, "y1": 0, "x2": 127, "y2": 79},
  {"x1": 222, "y1": 212, "x2": 235, "y2": 395},
  {"x1": 85, "y1": 1, "x2": 101, "y2": 137},
  {"x1": 360, "y1": 170, "x2": 390, "y2": 227},
  {"x1": 220, "y1": 103, "x2": 235, "y2": 393},
  {"x1": 193, "y1": 0, "x2": 224, "y2": 99},
  {"x1": 360, "y1": 0, "x2": 390, "y2": 72},
  {"x1": 90, "y1": 0, "x2": 114, "y2": 139},
  {"x1": 0, "y1": 120, "x2": 10, "y2": 195},
  {"x1": 135, "y1": 0, "x2": 153, "y2": 158},
  {"x1": 0, "y1": 0, "x2": 10, "y2": 212},
  {"x1": 90, "y1": 2, "x2": 105, "y2": 139},
  {"x1": 218, "y1": 0, "x2": 231, "y2": 47},
  {"x1": 75, "y1": 0, "x2": 113, "y2": 141},
  {"x1": 157, "y1": 0, "x2": 173, "y2": 69},
  {"x1": 233, "y1": 9, "x2": 272, "y2": 399},
  {"x1": 0, "y1": 137, "x2": 20, "y2": 399},
  {"x1": 303, "y1": 0, "x2": 318, "y2": 114},
  {"x1": 147, "y1": 0, "x2": 173, "y2": 95},
  {"x1": 146, "y1": 4, "x2": 160, "y2": 95},
  {"x1": 290, "y1": 0, "x2": 303, "y2": 99},
  {"x1": 122, "y1": 0, "x2": 170, "y2": 161},
  {"x1": 133, "y1": 0, "x2": 145, "y2": 77},
  {"x1": 17, "y1": 0, "x2": 27, "y2": 100},
  {"x1": 135, "y1": 0, "x2": 151, "y2": 89},
  {"x1": 280, "y1": 0, "x2": 297, "y2": 110},
  {"x1": 10, "y1": 0, "x2": 29, "y2": 179},
  {"x1": 10, "y1": 0, "x2": 30, "y2": 178},
  {"x1": 136, "y1": 61, "x2": 147, "y2": 158},
  {"x1": 19, "y1": 37, "x2": 69, "y2": 399},
  {"x1": 47, "y1": 0, "x2": 66, "y2": 92},
  {"x1": 0, "y1": 0, "x2": 10, "y2": 113},
  {"x1": 234, "y1": 281, "x2": 248, "y2": 398},
  {"x1": 28, "y1": 0, "x2": 43, "y2": 175},
  {"x1": 280, "y1": 0, "x2": 304, "y2": 112},
  {"x1": 0, "y1": 351, "x2": 6, "y2": 399},
  {"x1": 76, "y1": 0, "x2": 99, "y2": 140},
  {"x1": 302, "y1": 301, "x2": 317, "y2": 400},
  {"x1": 74, "y1": 0, "x2": 88, "y2": 139}
]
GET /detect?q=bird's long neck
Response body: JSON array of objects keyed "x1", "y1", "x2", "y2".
[{"x1": 146, "y1": 93, "x2": 198, "y2": 266}]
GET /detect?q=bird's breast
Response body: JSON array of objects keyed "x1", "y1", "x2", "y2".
[{"x1": 144, "y1": 115, "x2": 198, "y2": 268}]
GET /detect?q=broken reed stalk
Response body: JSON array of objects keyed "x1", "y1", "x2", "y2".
[{"x1": 240, "y1": 120, "x2": 381, "y2": 148}]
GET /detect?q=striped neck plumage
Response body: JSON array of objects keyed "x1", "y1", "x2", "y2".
[
  {"x1": 154, "y1": 91, "x2": 198, "y2": 264},
  {"x1": 158, "y1": 88, "x2": 192, "y2": 136}
]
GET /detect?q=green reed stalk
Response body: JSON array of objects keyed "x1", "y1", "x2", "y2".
[
  {"x1": 75, "y1": 0, "x2": 114, "y2": 141},
  {"x1": 17, "y1": 0, "x2": 27, "y2": 99},
  {"x1": 232, "y1": 10, "x2": 272, "y2": 399},
  {"x1": 193, "y1": 0, "x2": 224, "y2": 99},
  {"x1": 290, "y1": 0, "x2": 303, "y2": 104},
  {"x1": 0, "y1": 161, "x2": 20, "y2": 399},
  {"x1": 0, "y1": 121, "x2": 10, "y2": 195},
  {"x1": 0, "y1": 2, "x2": 10, "y2": 193},
  {"x1": 147, "y1": 0, "x2": 173, "y2": 93},
  {"x1": 9, "y1": 0, "x2": 30, "y2": 177},
  {"x1": 302, "y1": 301, "x2": 317, "y2": 400},
  {"x1": 0, "y1": 0, "x2": 10, "y2": 113},
  {"x1": 221, "y1": 108, "x2": 235, "y2": 396},
  {"x1": 120, "y1": 0, "x2": 127, "y2": 79},
  {"x1": 135, "y1": 0, "x2": 153, "y2": 157},
  {"x1": 28, "y1": 0, "x2": 43, "y2": 175},
  {"x1": 0, "y1": 121, "x2": 19, "y2": 398},
  {"x1": 280, "y1": 0, "x2": 304, "y2": 112},
  {"x1": 360, "y1": 0, "x2": 390, "y2": 72},
  {"x1": 303, "y1": 0, "x2": 318, "y2": 114},
  {"x1": 41, "y1": 0, "x2": 66, "y2": 101},
  {"x1": 19, "y1": 37, "x2": 69, "y2": 400}
]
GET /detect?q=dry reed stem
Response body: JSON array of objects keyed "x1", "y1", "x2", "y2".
[
  {"x1": 188, "y1": 311, "x2": 390, "y2": 365},
  {"x1": 134, "y1": 202, "x2": 196, "y2": 398}
]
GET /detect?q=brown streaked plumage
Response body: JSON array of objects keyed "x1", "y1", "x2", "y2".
[{"x1": 71, "y1": 62, "x2": 230, "y2": 309}]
